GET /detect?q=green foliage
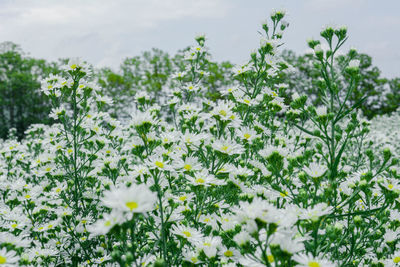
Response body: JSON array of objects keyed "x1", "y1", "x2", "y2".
[
  {"x1": 281, "y1": 49, "x2": 393, "y2": 118},
  {"x1": 0, "y1": 42, "x2": 60, "y2": 139},
  {"x1": 1, "y1": 10, "x2": 400, "y2": 267}
]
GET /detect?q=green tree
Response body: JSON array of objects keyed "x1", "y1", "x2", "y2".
[
  {"x1": 0, "y1": 42, "x2": 60, "y2": 139},
  {"x1": 281, "y1": 49, "x2": 392, "y2": 118}
]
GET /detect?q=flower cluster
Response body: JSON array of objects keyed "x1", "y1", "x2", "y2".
[{"x1": 0, "y1": 10, "x2": 399, "y2": 267}]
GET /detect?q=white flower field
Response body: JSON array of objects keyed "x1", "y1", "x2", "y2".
[{"x1": 0, "y1": 9, "x2": 400, "y2": 267}]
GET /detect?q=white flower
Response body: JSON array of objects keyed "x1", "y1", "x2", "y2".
[
  {"x1": 212, "y1": 139, "x2": 244, "y2": 155},
  {"x1": 0, "y1": 248, "x2": 19, "y2": 266},
  {"x1": 211, "y1": 100, "x2": 235, "y2": 121},
  {"x1": 390, "y1": 253, "x2": 400, "y2": 265},
  {"x1": 220, "y1": 86, "x2": 239, "y2": 96},
  {"x1": 171, "y1": 224, "x2": 203, "y2": 243},
  {"x1": 316, "y1": 106, "x2": 327, "y2": 117},
  {"x1": 390, "y1": 210, "x2": 400, "y2": 221},
  {"x1": 299, "y1": 203, "x2": 332, "y2": 222},
  {"x1": 182, "y1": 249, "x2": 202, "y2": 265},
  {"x1": 233, "y1": 231, "x2": 251, "y2": 246},
  {"x1": 101, "y1": 184, "x2": 157, "y2": 217},
  {"x1": 270, "y1": 9, "x2": 286, "y2": 18},
  {"x1": 186, "y1": 170, "x2": 224, "y2": 187},
  {"x1": 232, "y1": 64, "x2": 251, "y2": 76},
  {"x1": 87, "y1": 211, "x2": 124, "y2": 236},
  {"x1": 197, "y1": 236, "x2": 222, "y2": 258},
  {"x1": 384, "y1": 229, "x2": 399, "y2": 243},
  {"x1": 175, "y1": 156, "x2": 202, "y2": 172},
  {"x1": 236, "y1": 127, "x2": 259, "y2": 143},
  {"x1": 130, "y1": 109, "x2": 156, "y2": 127},
  {"x1": 292, "y1": 253, "x2": 336, "y2": 267},
  {"x1": 65, "y1": 58, "x2": 88, "y2": 72},
  {"x1": 303, "y1": 163, "x2": 327, "y2": 178},
  {"x1": 171, "y1": 71, "x2": 187, "y2": 79},
  {"x1": 147, "y1": 155, "x2": 170, "y2": 171},
  {"x1": 292, "y1": 92, "x2": 300, "y2": 100},
  {"x1": 348, "y1": 59, "x2": 360, "y2": 68}
]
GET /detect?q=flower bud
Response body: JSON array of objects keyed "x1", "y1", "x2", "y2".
[
  {"x1": 354, "y1": 215, "x2": 363, "y2": 226},
  {"x1": 320, "y1": 26, "x2": 334, "y2": 41}
]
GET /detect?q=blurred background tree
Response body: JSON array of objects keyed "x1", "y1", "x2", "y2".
[
  {"x1": 0, "y1": 42, "x2": 60, "y2": 139},
  {"x1": 0, "y1": 41, "x2": 398, "y2": 139},
  {"x1": 281, "y1": 49, "x2": 393, "y2": 118}
]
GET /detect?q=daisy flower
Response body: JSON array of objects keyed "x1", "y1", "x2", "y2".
[
  {"x1": 303, "y1": 163, "x2": 328, "y2": 178},
  {"x1": 186, "y1": 170, "x2": 224, "y2": 187},
  {"x1": 171, "y1": 224, "x2": 203, "y2": 243},
  {"x1": 101, "y1": 184, "x2": 157, "y2": 218},
  {"x1": 299, "y1": 203, "x2": 332, "y2": 222},
  {"x1": 236, "y1": 127, "x2": 259, "y2": 143},
  {"x1": 196, "y1": 236, "x2": 222, "y2": 258},
  {"x1": 0, "y1": 248, "x2": 19, "y2": 266},
  {"x1": 212, "y1": 139, "x2": 244, "y2": 155},
  {"x1": 175, "y1": 156, "x2": 202, "y2": 172},
  {"x1": 292, "y1": 253, "x2": 336, "y2": 267},
  {"x1": 211, "y1": 100, "x2": 236, "y2": 121},
  {"x1": 87, "y1": 211, "x2": 124, "y2": 236},
  {"x1": 182, "y1": 249, "x2": 202, "y2": 265}
]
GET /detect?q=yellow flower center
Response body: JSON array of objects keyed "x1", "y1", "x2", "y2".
[
  {"x1": 70, "y1": 64, "x2": 77, "y2": 69},
  {"x1": 219, "y1": 110, "x2": 227, "y2": 116},
  {"x1": 126, "y1": 201, "x2": 139, "y2": 211},
  {"x1": 179, "y1": 196, "x2": 187, "y2": 201},
  {"x1": 388, "y1": 184, "x2": 394, "y2": 190},
  {"x1": 11, "y1": 223, "x2": 17, "y2": 228},
  {"x1": 268, "y1": 255, "x2": 274, "y2": 263},
  {"x1": 244, "y1": 133, "x2": 251, "y2": 139},
  {"x1": 104, "y1": 221, "x2": 111, "y2": 227},
  {"x1": 203, "y1": 242, "x2": 211, "y2": 247},
  {"x1": 25, "y1": 195, "x2": 31, "y2": 199},
  {"x1": 224, "y1": 250, "x2": 233, "y2": 257},
  {"x1": 155, "y1": 161, "x2": 164, "y2": 168},
  {"x1": 183, "y1": 231, "x2": 191, "y2": 237},
  {"x1": 308, "y1": 262, "x2": 320, "y2": 267},
  {"x1": 184, "y1": 164, "x2": 192, "y2": 171},
  {"x1": 221, "y1": 145, "x2": 229, "y2": 152},
  {"x1": 394, "y1": 257, "x2": 400, "y2": 263},
  {"x1": 191, "y1": 257, "x2": 198, "y2": 263},
  {"x1": 279, "y1": 191, "x2": 288, "y2": 197},
  {"x1": 0, "y1": 256, "x2": 6, "y2": 264},
  {"x1": 196, "y1": 178, "x2": 205, "y2": 184}
]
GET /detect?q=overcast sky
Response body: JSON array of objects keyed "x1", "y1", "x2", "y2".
[{"x1": 0, "y1": 0, "x2": 399, "y2": 78}]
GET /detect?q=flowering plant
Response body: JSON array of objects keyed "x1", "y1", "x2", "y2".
[{"x1": 0, "y1": 9, "x2": 399, "y2": 267}]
